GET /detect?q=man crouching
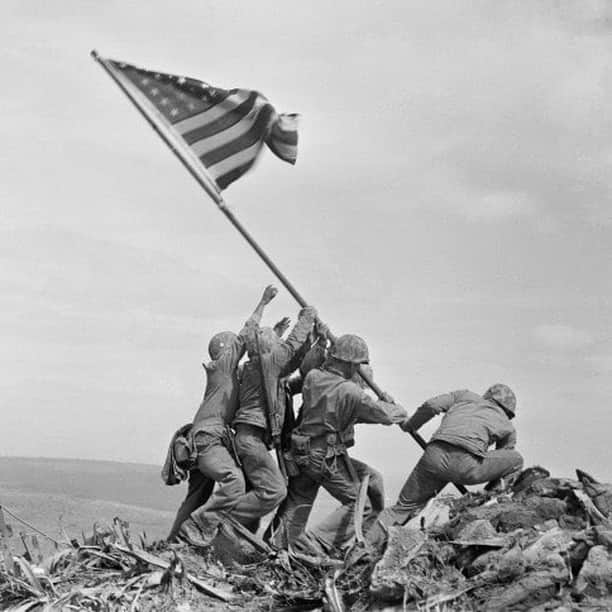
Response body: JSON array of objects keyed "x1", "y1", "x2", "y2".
[{"x1": 367, "y1": 384, "x2": 524, "y2": 548}]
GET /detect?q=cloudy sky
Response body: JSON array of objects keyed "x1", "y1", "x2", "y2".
[{"x1": 1, "y1": 1, "x2": 611, "y2": 494}]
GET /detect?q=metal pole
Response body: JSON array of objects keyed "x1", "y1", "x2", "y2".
[
  {"x1": 92, "y1": 51, "x2": 468, "y2": 495},
  {"x1": 91, "y1": 51, "x2": 310, "y2": 308},
  {"x1": 220, "y1": 206, "x2": 309, "y2": 307},
  {"x1": 90, "y1": 50, "x2": 222, "y2": 206}
]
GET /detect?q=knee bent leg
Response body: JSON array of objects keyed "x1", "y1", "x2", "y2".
[{"x1": 257, "y1": 482, "x2": 287, "y2": 512}]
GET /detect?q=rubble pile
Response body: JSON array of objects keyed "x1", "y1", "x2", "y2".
[
  {"x1": 370, "y1": 467, "x2": 612, "y2": 610},
  {"x1": 0, "y1": 514, "x2": 359, "y2": 611},
  {"x1": 2, "y1": 466, "x2": 612, "y2": 611},
  {"x1": 0, "y1": 519, "x2": 239, "y2": 611}
]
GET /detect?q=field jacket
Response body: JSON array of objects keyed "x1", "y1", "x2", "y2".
[
  {"x1": 295, "y1": 366, "x2": 407, "y2": 458},
  {"x1": 405, "y1": 389, "x2": 517, "y2": 457},
  {"x1": 191, "y1": 319, "x2": 256, "y2": 438},
  {"x1": 233, "y1": 309, "x2": 316, "y2": 445}
]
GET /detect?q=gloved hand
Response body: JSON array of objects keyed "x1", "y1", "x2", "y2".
[
  {"x1": 314, "y1": 318, "x2": 331, "y2": 341},
  {"x1": 399, "y1": 417, "x2": 414, "y2": 432},
  {"x1": 299, "y1": 305, "x2": 318, "y2": 320}
]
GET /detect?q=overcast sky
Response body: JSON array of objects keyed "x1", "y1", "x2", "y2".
[{"x1": 1, "y1": 1, "x2": 611, "y2": 494}]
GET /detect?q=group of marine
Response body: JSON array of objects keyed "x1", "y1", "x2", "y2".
[{"x1": 163, "y1": 285, "x2": 524, "y2": 556}]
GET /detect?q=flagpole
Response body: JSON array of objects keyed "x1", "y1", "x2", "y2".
[
  {"x1": 91, "y1": 50, "x2": 222, "y2": 206},
  {"x1": 91, "y1": 50, "x2": 308, "y2": 306},
  {"x1": 91, "y1": 51, "x2": 466, "y2": 494}
]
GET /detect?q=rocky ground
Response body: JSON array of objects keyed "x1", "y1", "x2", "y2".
[{"x1": 2, "y1": 466, "x2": 612, "y2": 611}]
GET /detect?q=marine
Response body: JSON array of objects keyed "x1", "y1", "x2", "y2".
[
  {"x1": 270, "y1": 334, "x2": 407, "y2": 554},
  {"x1": 179, "y1": 301, "x2": 318, "y2": 544},
  {"x1": 169, "y1": 285, "x2": 278, "y2": 542},
  {"x1": 367, "y1": 383, "x2": 524, "y2": 547}
]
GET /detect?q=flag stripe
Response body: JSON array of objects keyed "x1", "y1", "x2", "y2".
[
  {"x1": 190, "y1": 101, "x2": 268, "y2": 157},
  {"x1": 175, "y1": 90, "x2": 252, "y2": 135},
  {"x1": 182, "y1": 91, "x2": 259, "y2": 144},
  {"x1": 267, "y1": 140, "x2": 297, "y2": 163},
  {"x1": 215, "y1": 161, "x2": 256, "y2": 190},
  {"x1": 271, "y1": 128, "x2": 298, "y2": 147},
  {"x1": 208, "y1": 140, "x2": 263, "y2": 180},
  {"x1": 270, "y1": 122, "x2": 298, "y2": 146},
  {"x1": 200, "y1": 104, "x2": 275, "y2": 167},
  {"x1": 102, "y1": 56, "x2": 298, "y2": 191}
]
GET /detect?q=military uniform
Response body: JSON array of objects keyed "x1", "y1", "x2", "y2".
[
  {"x1": 271, "y1": 365, "x2": 406, "y2": 552},
  {"x1": 168, "y1": 322, "x2": 253, "y2": 541},
  {"x1": 210, "y1": 307, "x2": 316, "y2": 528},
  {"x1": 368, "y1": 388, "x2": 523, "y2": 545}
]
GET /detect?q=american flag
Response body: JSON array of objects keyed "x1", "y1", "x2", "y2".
[{"x1": 101, "y1": 58, "x2": 299, "y2": 191}]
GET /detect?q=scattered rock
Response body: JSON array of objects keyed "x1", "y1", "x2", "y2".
[
  {"x1": 594, "y1": 526, "x2": 612, "y2": 550},
  {"x1": 456, "y1": 518, "x2": 498, "y2": 542},
  {"x1": 492, "y1": 504, "x2": 542, "y2": 532},
  {"x1": 512, "y1": 465, "x2": 551, "y2": 494},
  {"x1": 369, "y1": 526, "x2": 425, "y2": 600},
  {"x1": 576, "y1": 469, "x2": 612, "y2": 519},
  {"x1": 5, "y1": 464, "x2": 612, "y2": 611},
  {"x1": 517, "y1": 477, "x2": 580, "y2": 500},
  {"x1": 573, "y1": 545, "x2": 612, "y2": 598},
  {"x1": 481, "y1": 570, "x2": 562, "y2": 611},
  {"x1": 523, "y1": 527, "x2": 573, "y2": 567},
  {"x1": 405, "y1": 496, "x2": 453, "y2": 532}
]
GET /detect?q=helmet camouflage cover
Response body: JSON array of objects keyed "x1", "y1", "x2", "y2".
[
  {"x1": 329, "y1": 334, "x2": 370, "y2": 364},
  {"x1": 483, "y1": 383, "x2": 517, "y2": 416},
  {"x1": 208, "y1": 331, "x2": 238, "y2": 360}
]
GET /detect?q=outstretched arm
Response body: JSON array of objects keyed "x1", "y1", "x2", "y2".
[
  {"x1": 399, "y1": 389, "x2": 471, "y2": 433},
  {"x1": 352, "y1": 391, "x2": 407, "y2": 425},
  {"x1": 248, "y1": 285, "x2": 278, "y2": 325}
]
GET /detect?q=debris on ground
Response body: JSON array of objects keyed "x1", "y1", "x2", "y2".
[{"x1": 3, "y1": 466, "x2": 612, "y2": 610}]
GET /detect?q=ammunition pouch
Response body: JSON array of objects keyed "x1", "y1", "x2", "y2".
[
  {"x1": 291, "y1": 432, "x2": 311, "y2": 455},
  {"x1": 324, "y1": 433, "x2": 346, "y2": 458},
  {"x1": 290, "y1": 432, "x2": 311, "y2": 468},
  {"x1": 283, "y1": 450, "x2": 300, "y2": 477}
]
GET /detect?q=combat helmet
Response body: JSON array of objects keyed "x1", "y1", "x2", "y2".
[
  {"x1": 484, "y1": 383, "x2": 517, "y2": 418},
  {"x1": 208, "y1": 331, "x2": 238, "y2": 360},
  {"x1": 329, "y1": 334, "x2": 370, "y2": 364}
]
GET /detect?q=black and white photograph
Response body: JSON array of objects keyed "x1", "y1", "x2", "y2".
[{"x1": 1, "y1": 1, "x2": 611, "y2": 609}]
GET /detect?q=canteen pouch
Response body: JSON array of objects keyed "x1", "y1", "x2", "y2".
[{"x1": 290, "y1": 432, "x2": 310, "y2": 456}]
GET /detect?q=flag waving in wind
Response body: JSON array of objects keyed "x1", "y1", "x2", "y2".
[{"x1": 96, "y1": 55, "x2": 299, "y2": 192}]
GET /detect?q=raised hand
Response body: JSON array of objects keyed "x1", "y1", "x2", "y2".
[
  {"x1": 273, "y1": 316, "x2": 291, "y2": 337},
  {"x1": 261, "y1": 284, "x2": 278, "y2": 305}
]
